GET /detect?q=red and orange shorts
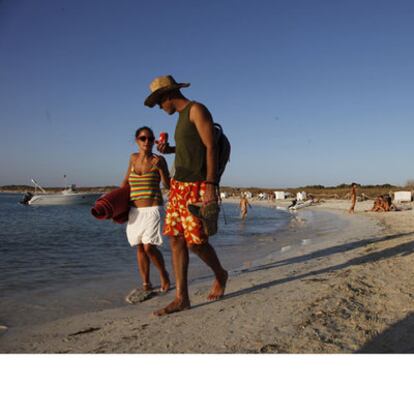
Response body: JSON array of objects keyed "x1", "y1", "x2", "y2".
[{"x1": 163, "y1": 179, "x2": 208, "y2": 245}]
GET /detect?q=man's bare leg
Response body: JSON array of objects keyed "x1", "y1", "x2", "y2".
[
  {"x1": 189, "y1": 242, "x2": 228, "y2": 301},
  {"x1": 153, "y1": 236, "x2": 191, "y2": 316},
  {"x1": 143, "y1": 244, "x2": 170, "y2": 292}
]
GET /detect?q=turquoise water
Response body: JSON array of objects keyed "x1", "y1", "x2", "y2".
[{"x1": 0, "y1": 193, "x2": 290, "y2": 327}]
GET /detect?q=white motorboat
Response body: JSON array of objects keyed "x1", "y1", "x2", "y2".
[
  {"x1": 288, "y1": 199, "x2": 314, "y2": 211},
  {"x1": 21, "y1": 179, "x2": 102, "y2": 206}
]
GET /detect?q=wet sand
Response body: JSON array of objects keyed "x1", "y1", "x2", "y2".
[{"x1": 1, "y1": 199, "x2": 413, "y2": 353}]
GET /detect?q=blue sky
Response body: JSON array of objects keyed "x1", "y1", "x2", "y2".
[{"x1": 1, "y1": 0, "x2": 414, "y2": 188}]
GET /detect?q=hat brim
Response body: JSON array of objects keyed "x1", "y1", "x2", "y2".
[{"x1": 144, "y1": 83, "x2": 190, "y2": 108}]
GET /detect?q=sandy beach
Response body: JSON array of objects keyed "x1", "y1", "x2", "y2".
[{"x1": 1, "y1": 199, "x2": 413, "y2": 353}]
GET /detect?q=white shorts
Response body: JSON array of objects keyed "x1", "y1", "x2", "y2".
[{"x1": 126, "y1": 206, "x2": 163, "y2": 247}]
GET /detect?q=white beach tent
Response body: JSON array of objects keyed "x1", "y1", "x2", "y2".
[
  {"x1": 297, "y1": 191, "x2": 307, "y2": 201},
  {"x1": 393, "y1": 191, "x2": 412, "y2": 202},
  {"x1": 274, "y1": 191, "x2": 286, "y2": 200}
]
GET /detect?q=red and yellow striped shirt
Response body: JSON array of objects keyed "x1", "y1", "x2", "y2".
[{"x1": 128, "y1": 167, "x2": 163, "y2": 204}]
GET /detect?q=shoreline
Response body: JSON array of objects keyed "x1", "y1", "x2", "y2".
[
  {"x1": 1, "y1": 200, "x2": 413, "y2": 353},
  {"x1": 0, "y1": 201, "x2": 291, "y2": 329}
]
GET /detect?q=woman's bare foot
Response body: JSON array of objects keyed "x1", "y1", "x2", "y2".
[
  {"x1": 153, "y1": 298, "x2": 191, "y2": 316},
  {"x1": 160, "y1": 272, "x2": 171, "y2": 293},
  {"x1": 143, "y1": 282, "x2": 153, "y2": 292},
  {"x1": 207, "y1": 270, "x2": 228, "y2": 301}
]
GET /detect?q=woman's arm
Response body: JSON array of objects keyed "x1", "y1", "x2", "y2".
[
  {"x1": 120, "y1": 154, "x2": 134, "y2": 187},
  {"x1": 158, "y1": 156, "x2": 171, "y2": 190},
  {"x1": 152, "y1": 155, "x2": 171, "y2": 190}
]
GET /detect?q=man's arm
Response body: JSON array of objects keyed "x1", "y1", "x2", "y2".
[{"x1": 189, "y1": 102, "x2": 218, "y2": 203}]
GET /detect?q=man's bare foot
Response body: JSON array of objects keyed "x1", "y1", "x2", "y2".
[
  {"x1": 207, "y1": 270, "x2": 228, "y2": 301},
  {"x1": 153, "y1": 298, "x2": 191, "y2": 316}
]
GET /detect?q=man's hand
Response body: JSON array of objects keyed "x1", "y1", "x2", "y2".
[
  {"x1": 203, "y1": 183, "x2": 218, "y2": 205},
  {"x1": 156, "y1": 142, "x2": 174, "y2": 154}
]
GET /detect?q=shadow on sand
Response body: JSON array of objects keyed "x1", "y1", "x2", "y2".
[
  {"x1": 234, "y1": 232, "x2": 414, "y2": 276},
  {"x1": 357, "y1": 313, "x2": 414, "y2": 353},
  {"x1": 192, "y1": 232, "x2": 414, "y2": 310}
]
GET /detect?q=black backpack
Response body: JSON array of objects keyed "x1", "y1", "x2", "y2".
[{"x1": 213, "y1": 123, "x2": 231, "y2": 183}]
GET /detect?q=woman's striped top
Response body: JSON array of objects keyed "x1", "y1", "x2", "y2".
[{"x1": 128, "y1": 166, "x2": 163, "y2": 203}]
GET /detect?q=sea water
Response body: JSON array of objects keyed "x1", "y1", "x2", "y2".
[{"x1": 0, "y1": 193, "x2": 291, "y2": 327}]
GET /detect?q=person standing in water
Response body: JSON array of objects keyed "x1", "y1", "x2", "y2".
[
  {"x1": 144, "y1": 75, "x2": 228, "y2": 316},
  {"x1": 121, "y1": 126, "x2": 171, "y2": 296},
  {"x1": 239, "y1": 194, "x2": 251, "y2": 220}
]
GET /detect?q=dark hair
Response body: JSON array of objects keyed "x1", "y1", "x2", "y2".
[{"x1": 135, "y1": 126, "x2": 154, "y2": 139}]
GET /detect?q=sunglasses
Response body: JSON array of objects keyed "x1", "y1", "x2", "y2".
[{"x1": 137, "y1": 136, "x2": 155, "y2": 143}]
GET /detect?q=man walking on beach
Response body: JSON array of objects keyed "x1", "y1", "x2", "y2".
[{"x1": 144, "y1": 75, "x2": 228, "y2": 316}]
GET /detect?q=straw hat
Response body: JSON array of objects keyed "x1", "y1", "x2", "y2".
[{"x1": 144, "y1": 75, "x2": 190, "y2": 107}]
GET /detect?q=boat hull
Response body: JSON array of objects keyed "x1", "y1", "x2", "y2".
[{"x1": 28, "y1": 193, "x2": 102, "y2": 206}]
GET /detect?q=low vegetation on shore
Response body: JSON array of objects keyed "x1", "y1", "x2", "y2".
[
  {"x1": 222, "y1": 183, "x2": 413, "y2": 199},
  {"x1": 1, "y1": 183, "x2": 413, "y2": 200}
]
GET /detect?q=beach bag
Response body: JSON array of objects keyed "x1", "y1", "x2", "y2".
[
  {"x1": 188, "y1": 202, "x2": 220, "y2": 236},
  {"x1": 214, "y1": 123, "x2": 231, "y2": 183}
]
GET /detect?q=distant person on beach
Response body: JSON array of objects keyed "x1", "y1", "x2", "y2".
[
  {"x1": 369, "y1": 194, "x2": 394, "y2": 212},
  {"x1": 120, "y1": 126, "x2": 171, "y2": 296},
  {"x1": 348, "y1": 182, "x2": 357, "y2": 214},
  {"x1": 144, "y1": 75, "x2": 228, "y2": 316},
  {"x1": 239, "y1": 194, "x2": 251, "y2": 220}
]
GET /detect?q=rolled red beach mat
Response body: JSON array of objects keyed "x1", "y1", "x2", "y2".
[
  {"x1": 91, "y1": 199, "x2": 113, "y2": 219},
  {"x1": 112, "y1": 209, "x2": 130, "y2": 224},
  {"x1": 90, "y1": 185, "x2": 130, "y2": 222}
]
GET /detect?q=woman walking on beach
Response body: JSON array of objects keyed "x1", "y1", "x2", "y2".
[{"x1": 121, "y1": 126, "x2": 171, "y2": 295}]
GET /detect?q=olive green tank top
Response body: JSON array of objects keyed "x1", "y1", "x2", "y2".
[{"x1": 174, "y1": 101, "x2": 207, "y2": 182}]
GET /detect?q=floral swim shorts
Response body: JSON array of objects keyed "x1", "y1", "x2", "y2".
[{"x1": 163, "y1": 179, "x2": 207, "y2": 245}]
